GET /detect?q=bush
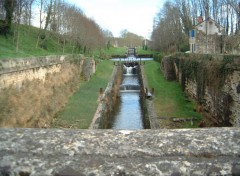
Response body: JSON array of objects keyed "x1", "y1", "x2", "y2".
[
  {"x1": 0, "y1": 20, "x2": 10, "y2": 37},
  {"x1": 179, "y1": 43, "x2": 189, "y2": 52},
  {"x1": 153, "y1": 53, "x2": 163, "y2": 63}
]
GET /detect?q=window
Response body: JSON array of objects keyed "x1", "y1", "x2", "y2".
[{"x1": 191, "y1": 30, "x2": 195, "y2": 38}]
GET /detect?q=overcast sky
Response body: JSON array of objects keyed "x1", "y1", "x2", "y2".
[{"x1": 67, "y1": 0, "x2": 164, "y2": 38}]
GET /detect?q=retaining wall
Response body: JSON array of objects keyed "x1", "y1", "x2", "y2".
[
  {"x1": 161, "y1": 53, "x2": 240, "y2": 127},
  {"x1": 0, "y1": 55, "x2": 96, "y2": 89},
  {"x1": 0, "y1": 55, "x2": 95, "y2": 127},
  {"x1": 89, "y1": 64, "x2": 122, "y2": 129},
  {"x1": 139, "y1": 65, "x2": 159, "y2": 129}
]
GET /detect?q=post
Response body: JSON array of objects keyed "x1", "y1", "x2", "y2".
[
  {"x1": 151, "y1": 88, "x2": 154, "y2": 95},
  {"x1": 99, "y1": 88, "x2": 103, "y2": 95},
  {"x1": 145, "y1": 88, "x2": 148, "y2": 97}
]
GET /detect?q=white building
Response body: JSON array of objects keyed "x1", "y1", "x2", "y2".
[{"x1": 189, "y1": 17, "x2": 225, "y2": 54}]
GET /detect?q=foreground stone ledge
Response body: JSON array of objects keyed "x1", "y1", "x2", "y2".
[{"x1": 0, "y1": 128, "x2": 239, "y2": 176}]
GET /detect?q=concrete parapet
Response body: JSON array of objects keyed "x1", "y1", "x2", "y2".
[{"x1": 0, "y1": 128, "x2": 239, "y2": 175}]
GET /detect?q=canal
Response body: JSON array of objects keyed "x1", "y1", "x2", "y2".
[{"x1": 108, "y1": 61, "x2": 144, "y2": 129}]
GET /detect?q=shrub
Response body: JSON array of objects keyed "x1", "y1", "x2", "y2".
[{"x1": 153, "y1": 53, "x2": 163, "y2": 63}]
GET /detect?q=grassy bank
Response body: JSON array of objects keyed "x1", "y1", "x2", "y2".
[
  {"x1": 103, "y1": 47, "x2": 127, "y2": 55},
  {"x1": 0, "y1": 25, "x2": 76, "y2": 59},
  {"x1": 52, "y1": 60, "x2": 114, "y2": 129},
  {"x1": 144, "y1": 60, "x2": 201, "y2": 128}
]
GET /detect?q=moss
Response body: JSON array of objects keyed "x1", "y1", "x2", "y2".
[
  {"x1": 69, "y1": 55, "x2": 82, "y2": 64},
  {"x1": 221, "y1": 93, "x2": 233, "y2": 126},
  {"x1": 181, "y1": 59, "x2": 199, "y2": 80},
  {"x1": 223, "y1": 55, "x2": 235, "y2": 63},
  {"x1": 179, "y1": 55, "x2": 234, "y2": 92},
  {"x1": 175, "y1": 53, "x2": 236, "y2": 126}
]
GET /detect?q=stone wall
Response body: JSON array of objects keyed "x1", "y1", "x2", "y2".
[
  {"x1": 160, "y1": 56, "x2": 176, "y2": 81},
  {"x1": 0, "y1": 56, "x2": 66, "y2": 89},
  {"x1": 184, "y1": 71, "x2": 240, "y2": 127},
  {"x1": 0, "y1": 55, "x2": 96, "y2": 127},
  {"x1": 139, "y1": 65, "x2": 159, "y2": 129},
  {"x1": 161, "y1": 53, "x2": 240, "y2": 127},
  {"x1": 195, "y1": 31, "x2": 223, "y2": 54},
  {"x1": 81, "y1": 59, "x2": 96, "y2": 81},
  {"x1": 224, "y1": 71, "x2": 240, "y2": 126},
  {"x1": 0, "y1": 128, "x2": 239, "y2": 175},
  {"x1": 0, "y1": 55, "x2": 96, "y2": 89},
  {"x1": 89, "y1": 64, "x2": 122, "y2": 129}
]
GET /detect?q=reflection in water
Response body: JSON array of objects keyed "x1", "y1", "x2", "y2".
[{"x1": 111, "y1": 92, "x2": 143, "y2": 129}]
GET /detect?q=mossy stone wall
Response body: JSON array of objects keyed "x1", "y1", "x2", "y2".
[{"x1": 161, "y1": 53, "x2": 240, "y2": 127}]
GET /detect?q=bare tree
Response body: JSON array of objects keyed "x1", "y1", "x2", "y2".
[
  {"x1": 14, "y1": 0, "x2": 26, "y2": 52},
  {"x1": 2, "y1": 0, "x2": 16, "y2": 35},
  {"x1": 2, "y1": 0, "x2": 106, "y2": 52},
  {"x1": 176, "y1": 0, "x2": 193, "y2": 35},
  {"x1": 151, "y1": 0, "x2": 239, "y2": 52},
  {"x1": 44, "y1": 0, "x2": 52, "y2": 30},
  {"x1": 21, "y1": 0, "x2": 35, "y2": 25},
  {"x1": 35, "y1": 0, "x2": 46, "y2": 48},
  {"x1": 151, "y1": 1, "x2": 185, "y2": 52},
  {"x1": 50, "y1": 2, "x2": 105, "y2": 54},
  {"x1": 226, "y1": 0, "x2": 240, "y2": 34},
  {"x1": 27, "y1": 0, "x2": 35, "y2": 25}
]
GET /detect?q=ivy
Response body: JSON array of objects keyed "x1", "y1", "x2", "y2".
[
  {"x1": 223, "y1": 55, "x2": 234, "y2": 64},
  {"x1": 174, "y1": 57, "x2": 180, "y2": 69},
  {"x1": 180, "y1": 59, "x2": 199, "y2": 81},
  {"x1": 178, "y1": 54, "x2": 236, "y2": 104},
  {"x1": 172, "y1": 53, "x2": 237, "y2": 126}
]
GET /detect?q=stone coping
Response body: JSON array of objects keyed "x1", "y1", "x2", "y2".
[
  {"x1": 0, "y1": 128, "x2": 239, "y2": 175},
  {"x1": 0, "y1": 55, "x2": 84, "y2": 74}
]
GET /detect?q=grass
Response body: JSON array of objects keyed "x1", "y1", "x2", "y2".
[
  {"x1": 104, "y1": 47, "x2": 127, "y2": 55},
  {"x1": 0, "y1": 24, "x2": 154, "y2": 60},
  {"x1": 144, "y1": 60, "x2": 201, "y2": 128},
  {"x1": 52, "y1": 60, "x2": 114, "y2": 129},
  {"x1": 136, "y1": 46, "x2": 157, "y2": 55},
  {"x1": 0, "y1": 25, "x2": 77, "y2": 59},
  {"x1": 1, "y1": 25, "x2": 200, "y2": 128},
  {"x1": 93, "y1": 46, "x2": 157, "y2": 59}
]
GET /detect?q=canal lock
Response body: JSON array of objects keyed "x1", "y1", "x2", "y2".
[{"x1": 90, "y1": 61, "x2": 150, "y2": 129}]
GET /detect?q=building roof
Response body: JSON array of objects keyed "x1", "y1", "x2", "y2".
[{"x1": 194, "y1": 17, "x2": 224, "y2": 35}]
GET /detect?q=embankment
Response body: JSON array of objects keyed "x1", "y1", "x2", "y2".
[
  {"x1": 161, "y1": 53, "x2": 240, "y2": 127},
  {"x1": 140, "y1": 64, "x2": 159, "y2": 129},
  {"x1": 89, "y1": 63, "x2": 122, "y2": 129},
  {"x1": 0, "y1": 55, "x2": 95, "y2": 128}
]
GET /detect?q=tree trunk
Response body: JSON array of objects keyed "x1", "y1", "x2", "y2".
[
  {"x1": 36, "y1": 0, "x2": 43, "y2": 48},
  {"x1": 62, "y1": 38, "x2": 65, "y2": 54},
  {"x1": 237, "y1": 2, "x2": 240, "y2": 34},
  {"x1": 16, "y1": 25, "x2": 20, "y2": 52},
  {"x1": 15, "y1": 0, "x2": 23, "y2": 52}
]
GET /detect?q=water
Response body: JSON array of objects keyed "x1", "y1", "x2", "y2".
[
  {"x1": 111, "y1": 92, "x2": 143, "y2": 129},
  {"x1": 110, "y1": 63, "x2": 144, "y2": 129}
]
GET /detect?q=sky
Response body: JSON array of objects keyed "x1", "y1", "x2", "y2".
[{"x1": 67, "y1": 0, "x2": 164, "y2": 38}]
